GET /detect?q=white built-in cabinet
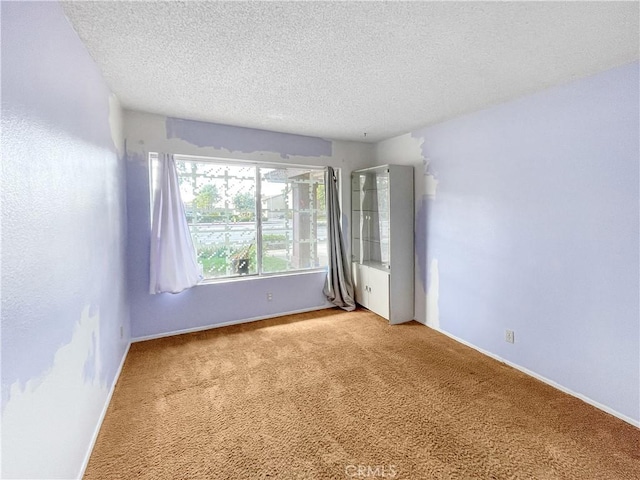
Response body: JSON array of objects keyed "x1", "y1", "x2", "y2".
[{"x1": 351, "y1": 165, "x2": 414, "y2": 324}]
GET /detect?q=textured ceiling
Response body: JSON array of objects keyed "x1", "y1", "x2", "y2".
[{"x1": 61, "y1": 1, "x2": 639, "y2": 143}]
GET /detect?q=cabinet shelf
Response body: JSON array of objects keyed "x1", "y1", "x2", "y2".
[
  {"x1": 361, "y1": 260, "x2": 390, "y2": 271},
  {"x1": 351, "y1": 165, "x2": 414, "y2": 324}
]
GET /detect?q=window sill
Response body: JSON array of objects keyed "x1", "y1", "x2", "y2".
[{"x1": 196, "y1": 268, "x2": 328, "y2": 286}]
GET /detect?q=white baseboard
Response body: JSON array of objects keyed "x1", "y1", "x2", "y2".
[
  {"x1": 78, "y1": 341, "x2": 131, "y2": 479},
  {"x1": 132, "y1": 304, "x2": 334, "y2": 343},
  {"x1": 79, "y1": 312, "x2": 635, "y2": 480},
  {"x1": 426, "y1": 325, "x2": 639, "y2": 428}
]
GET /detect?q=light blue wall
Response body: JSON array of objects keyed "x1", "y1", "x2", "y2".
[
  {"x1": 125, "y1": 111, "x2": 372, "y2": 339},
  {"x1": 376, "y1": 62, "x2": 640, "y2": 423},
  {"x1": 1, "y1": 2, "x2": 130, "y2": 477}
]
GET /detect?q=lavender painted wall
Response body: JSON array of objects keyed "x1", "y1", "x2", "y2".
[
  {"x1": 1, "y1": 2, "x2": 129, "y2": 477},
  {"x1": 376, "y1": 62, "x2": 640, "y2": 423},
  {"x1": 166, "y1": 117, "x2": 333, "y2": 158},
  {"x1": 125, "y1": 111, "x2": 372, "y2": 339}
]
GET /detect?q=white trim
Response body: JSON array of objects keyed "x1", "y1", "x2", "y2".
[
  {"x1": 132, "y1": 304, "x2": 334, "y2": 343},
  {"x1": 78, "y1": 341, "x2": 131, "y2": 479},
  {"x1": 196, "y1": 267, "x2": 327, "y2": 286},
  {"x1": 427, "y1": 325, "x2": 640, "y2": 428},
  {"x1": 175, "y1": 153, "x2": 328, "y2": 171}
]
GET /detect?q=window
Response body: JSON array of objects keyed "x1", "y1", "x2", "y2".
[{"x1": 150, "y1": 154, "x2": 328, "y2": 280}]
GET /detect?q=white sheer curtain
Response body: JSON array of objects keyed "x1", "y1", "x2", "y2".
[
  {"x1": 323, "y1": 166, "x2": 356, "y2": 310},
  {"x1": 149, "y1": 153, "x2": 202, "y2": 294}
]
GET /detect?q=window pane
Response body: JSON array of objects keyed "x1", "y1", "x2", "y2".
[
  {"x1": 176, "y1": 160, "x2": 257, "y2": 279},
  {"x1": 260, "y1": 167, "x2": 327, "y2": 273},
  {"x1": 152, "y1": 154, "x2": 329, "y2": 281}
]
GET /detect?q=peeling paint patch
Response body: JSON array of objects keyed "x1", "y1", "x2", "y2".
[
  {"x1": 166, "y1": 117, "x2": 333, "y2": 158},
  {"x1": 2, "y1": 307, "x2": 108, "y2": 479},
  {"x1": 423, "y1": 157, "x2": 439, "y2": 198},
  {"x1": 410, "y1": 128, "x2": 429, "y2": 160},
  {"x1": 408, "y1": 131, "x2": 439, "y2": 199},
  {"x1": 376, "y1": 132, "x2": 423, "y2": 164},
  {"x1": 426, "y1": 259, "x2": 440, "y2": 329}
]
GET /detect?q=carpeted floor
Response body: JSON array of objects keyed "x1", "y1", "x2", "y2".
[{"x1": 85, "y1": 308, "x2": 640, "y2": 479}]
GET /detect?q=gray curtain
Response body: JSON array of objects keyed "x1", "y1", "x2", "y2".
[{"x1": 323, "y1": 167, "x2": 356, "y2": 311}]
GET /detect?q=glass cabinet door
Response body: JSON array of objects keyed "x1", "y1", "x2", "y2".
[{"x1": 351, "y1": 167, "x2": 390, "y2": 270}]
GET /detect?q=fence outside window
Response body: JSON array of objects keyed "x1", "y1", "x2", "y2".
[{"x1": 150, "y1": 154, "x2": 328, "y2": 280}]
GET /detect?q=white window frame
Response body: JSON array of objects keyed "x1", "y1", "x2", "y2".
[{"x1": 149, "y1": 153, "x2": 331, "y2": 283}]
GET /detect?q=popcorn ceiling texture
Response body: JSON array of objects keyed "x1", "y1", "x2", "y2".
[{"x1": 61, "y1": 1, "x2": 638, "y2": 142}]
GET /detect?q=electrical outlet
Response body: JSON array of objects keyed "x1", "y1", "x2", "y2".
[
  {"x1": 267, "y1": 292, "x2": 273, "y2": 302},
  {"x1": 505, "y1": 329, "x2": 515, "y2": 344},
  {"x1": 120, "y1": 325, "x2": 124, "y2": 339}
]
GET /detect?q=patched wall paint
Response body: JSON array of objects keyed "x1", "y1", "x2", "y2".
[
  {"x1": 109, "y1": 93, "x2": 125, "y2": 157},
  {"x1": 426, "y1": 259, "x2": 440, "y2": 329},
  {"x1": 374, "y1": 133, "x2": 430, "y2": 324},
  {"x1": 1, "y1": 2, "x2": 129, "y2": 478},
  {"x1": 414, "y1": 195, "x2": 429, "y2": 323},
  {"x1": 422, "y1": 158, "x2": 439, "y2": 199},
  {"x1": 125, "y1": 111, "x2": 372, "y2": 339},
  {"x1": 166, "y1": 117, "x2": 333, "y2": 158},
  {"x1": 3, "y1": 308, "x2": 108, "y2": 478},
  {"x1": 376, "y1": 61, "x2": 640, "y2": 423}
]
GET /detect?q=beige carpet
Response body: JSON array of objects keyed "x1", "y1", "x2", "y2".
[{"x1": 85, "y1": 308, "x2": 640, "y2": 479}]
